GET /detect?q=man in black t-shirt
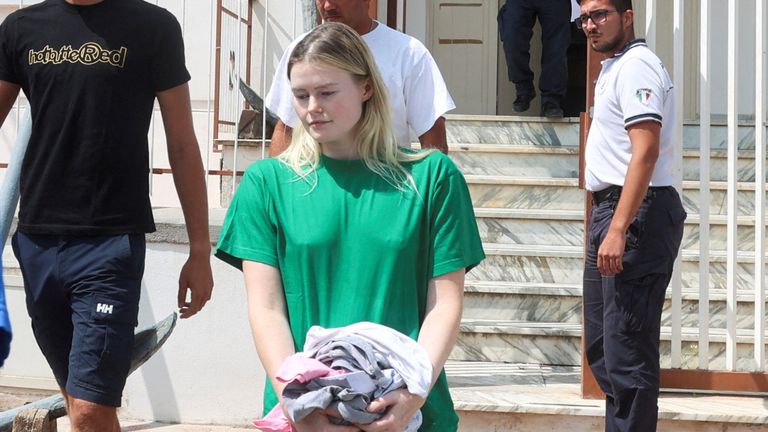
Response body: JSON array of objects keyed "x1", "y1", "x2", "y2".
[{"x1": 0, "y1": 1, "x2": 213, "y2": 430}]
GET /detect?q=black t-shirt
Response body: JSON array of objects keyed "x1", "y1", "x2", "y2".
[{"x1": 0, "y1": 0, "x2": 190, "y2": 235}]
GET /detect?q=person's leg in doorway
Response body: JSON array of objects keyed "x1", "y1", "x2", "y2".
[
  {"x1": 537, "y1": 0, "x2": 570, "y2": 117},
  {"x1": 499, "y1": 0, "x2": 537, "y2": 111}
]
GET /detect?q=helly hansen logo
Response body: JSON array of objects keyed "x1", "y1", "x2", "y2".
[{"x1": 96, "y1": 303, "x2": 114, "y2": 314}]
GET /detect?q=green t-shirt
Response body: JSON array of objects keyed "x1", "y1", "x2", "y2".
[{"x1": 215, "y1": 151, "x2": 485, "y2": 431}]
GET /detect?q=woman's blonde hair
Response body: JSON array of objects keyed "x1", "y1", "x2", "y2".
[{"x1": 279, "y1": 22, "x2": 433, "y2": 190}]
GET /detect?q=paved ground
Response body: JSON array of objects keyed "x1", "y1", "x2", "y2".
[
  {"x1": 0, "y1": 388, "x2": 255, "y2": 431},
  {"x1": 0, "y1": 387, "x2": 57, "y2": 411},
  {"x1": 57, "y1": 418, "x2": 255, "y2": 431}
]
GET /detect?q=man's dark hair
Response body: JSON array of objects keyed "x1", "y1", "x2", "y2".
[
  {"x1": 612, "y1": 0, "x2": 633, "y2": 12},
  {"x1": 577, "y1": 0, "x2": 633, "y2": 11}
]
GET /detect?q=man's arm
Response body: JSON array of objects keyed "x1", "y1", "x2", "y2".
[
  {"x1": 597, "y1": 121, "x2": 661, "y2": 276},
  {"x1": 268, "y1": 119, "x2": 292, "y2": 157},
  {"x1": 418, "y1": 116, "x2": 448, "y2": 154},
  {"x1": 156, "y1": 83, "x2": 213, "y2": 319},
  {"x1": 0, "y1": 80, "x2": 20, "y2": 127}
]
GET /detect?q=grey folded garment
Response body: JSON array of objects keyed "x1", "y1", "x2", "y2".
[
  {"x1": 283, "y1": 382, "x2": 379, "y2": 424},
  {"x1": 282, "y1": 335, "x2": 422, "y2": 431}
]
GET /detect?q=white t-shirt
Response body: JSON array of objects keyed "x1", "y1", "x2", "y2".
[
  {"x1": 265, "y1": 21, "x2": 456, "y2": 147},
  {"x1": 584, "y1": 39, "x2": 675, "y2": 191}
]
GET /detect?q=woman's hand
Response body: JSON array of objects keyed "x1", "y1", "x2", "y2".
[
  {"x1": 293, "y1": 407, "x2": 362, "y2": 432},
  {"x1": 357, "y1": 389, "x2": 426, "y2": 432}
]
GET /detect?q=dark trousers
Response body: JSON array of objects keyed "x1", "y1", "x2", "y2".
[
  {"x1": 498, "y1": 0, "x2": 571, "y2": 103},
  {"x1": 583, "y1": 186, "x2": 686, "y2": 432}
]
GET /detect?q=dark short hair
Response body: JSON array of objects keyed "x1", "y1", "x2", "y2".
[
  {"x1": 577, "y1": 0, "x2": 632, "y2": 11},
  {"x1": 612, "y1": 0, "x2": 633, "y2": 12}
]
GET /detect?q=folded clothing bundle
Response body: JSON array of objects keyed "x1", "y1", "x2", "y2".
[{"x1": 254, "y1": 322, "x2": 433, "y2": 432}]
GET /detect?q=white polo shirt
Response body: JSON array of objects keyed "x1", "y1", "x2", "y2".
[
  {"x1": 265, "y1": 22, "x2": 455, "y2": 148},
  {"x1": 584, "y1": 39, "x2": 675, "y2": 192}
]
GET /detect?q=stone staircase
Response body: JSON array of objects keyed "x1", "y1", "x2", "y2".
[{"x1": 442, "y1": 114, "x2": 768, "y2": 431}]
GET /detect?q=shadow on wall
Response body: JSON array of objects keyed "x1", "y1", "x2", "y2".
[{"x1": 135, "y1": 281, "x2": 181, "y2": 422}]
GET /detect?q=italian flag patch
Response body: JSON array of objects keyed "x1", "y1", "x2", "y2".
[{"x1": 636, "y1": 88, "x2": 653, "y2": 105}]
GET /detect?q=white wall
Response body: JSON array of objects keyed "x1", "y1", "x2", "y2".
[
  {"x1": 2, "y1": 237, "x2": 265, "y2": 426},
  {"x1": 121, "y1": 241, "x2": 263, "y2": 425}
]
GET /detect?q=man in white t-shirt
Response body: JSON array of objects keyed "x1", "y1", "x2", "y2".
[
  {"x1": 266, "y1": 0, "x2": 455, "y2": 155},
  {"x1": 579, "y1": 1, "x2": 686, "y2": 431}
]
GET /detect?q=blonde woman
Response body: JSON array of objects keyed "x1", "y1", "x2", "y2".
[{"x1": 216, "y1": 23, "x2": 484, "y2": 432}]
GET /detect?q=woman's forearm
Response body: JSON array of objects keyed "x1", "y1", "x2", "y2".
[
  {"x1": 418, "y1": 269, "x2": 465, "y2": 386},
  {"x1": 243, "y1": 260, "x2": 296, "y2": 400}
]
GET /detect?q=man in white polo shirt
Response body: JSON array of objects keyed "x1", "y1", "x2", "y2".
[
  {"x1": 266, "y1": 0, "x2": 455, "y2": 155},
  {"x1": 579, "y1": 0, "x2": 686, "y2": 431}
]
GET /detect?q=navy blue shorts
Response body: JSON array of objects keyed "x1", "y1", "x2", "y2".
[{"x1": 12, "y1": 231, "x2": 145, "y2": 407}]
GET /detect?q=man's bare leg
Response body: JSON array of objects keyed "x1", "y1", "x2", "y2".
[
  {"x1": 61, "y1": 388, "x2": 72, "y2": 416},
  {"x1": 68, "y1": 397, "x2": 119, "y2": 432}
]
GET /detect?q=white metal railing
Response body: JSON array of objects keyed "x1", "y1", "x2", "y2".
[
  {"x1": 230, "y1": 0, "x2": 245, "y2": 197},
  {"x1": 645, "y1": 0, "x2": 656, "y2": 50},
  {"x1": 754, "y1": 0, "x2": 766, "y2": 370},
  {"x1": 647, "y1": 0, "x2": 767, "y2": 373},
  {"x1": 725, "y1": 0, "x2": 739, "y2": 371},
  {"x1": 698, "y1": 0, "x2": 712, "y2": 370},
  {"x1": 670, "y1": 0, "x2": 684, "y2": 368}
]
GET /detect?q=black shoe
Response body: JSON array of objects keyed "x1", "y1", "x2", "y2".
[
  {"x1": 513, "y1": 93, "x2": 535, "y2": 112},
  {"x1": 541, "y1": 103, "x2": 564, "y2": 118}
]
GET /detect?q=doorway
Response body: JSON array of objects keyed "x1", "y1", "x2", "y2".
[{"x1": 429, "y1": 0, "x2": 586, "y2": 117}]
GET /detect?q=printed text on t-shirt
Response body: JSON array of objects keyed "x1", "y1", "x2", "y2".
[{"x1": 28, "y1": 42, "x2": 127, "y2": 68}]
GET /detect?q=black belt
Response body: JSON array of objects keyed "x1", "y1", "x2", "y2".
[{"x1": 592, "y1": 185, "x2": 670, "y2": 206}]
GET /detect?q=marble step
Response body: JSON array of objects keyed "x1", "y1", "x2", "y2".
[
  {"x1": 466, "y1": 176, "x2": 767, "y2": 216},
  {"x1": 681, "y1": 150, "x2": 766, "y2": 182},
  {"x1": 463, "y1": 280, "x2": 767, "y2": 329},
  {"x1": 449, "y1": 144, "x2": 579, "y2": 178},
  {"x1": 445, "y1": 114, "x2": 762, "y2": 150},
  {"x1": 447, "y1": 360, "x2": 768, "y2": 432},
  {"x1": 464, "y1": 281, "x2": 582, "y2": 323},
  {"x1": 466, "y1": 176, "x2": 582, "y2": 211},
  {"x1": 475, "y1": 208, "x2": 764, "y2": 250},
  {"x1": 444, "y1": 115, "x2": 579, "y2": 146},
  {"x1": 475, "y1": 208, "x2": 584, "y2": 247},
  {"x1": 472, "y1": 243, "x2": 768, "y2": 290},
  {"x1": 450, "y1": 144, "x2": 765, "y2": 181},
  {"x1": 682, "y1": 123, "x2": 764, "y2": 150},
  {"x1": 453, "y1": 319, "x2": 768, "y2": 370}
]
